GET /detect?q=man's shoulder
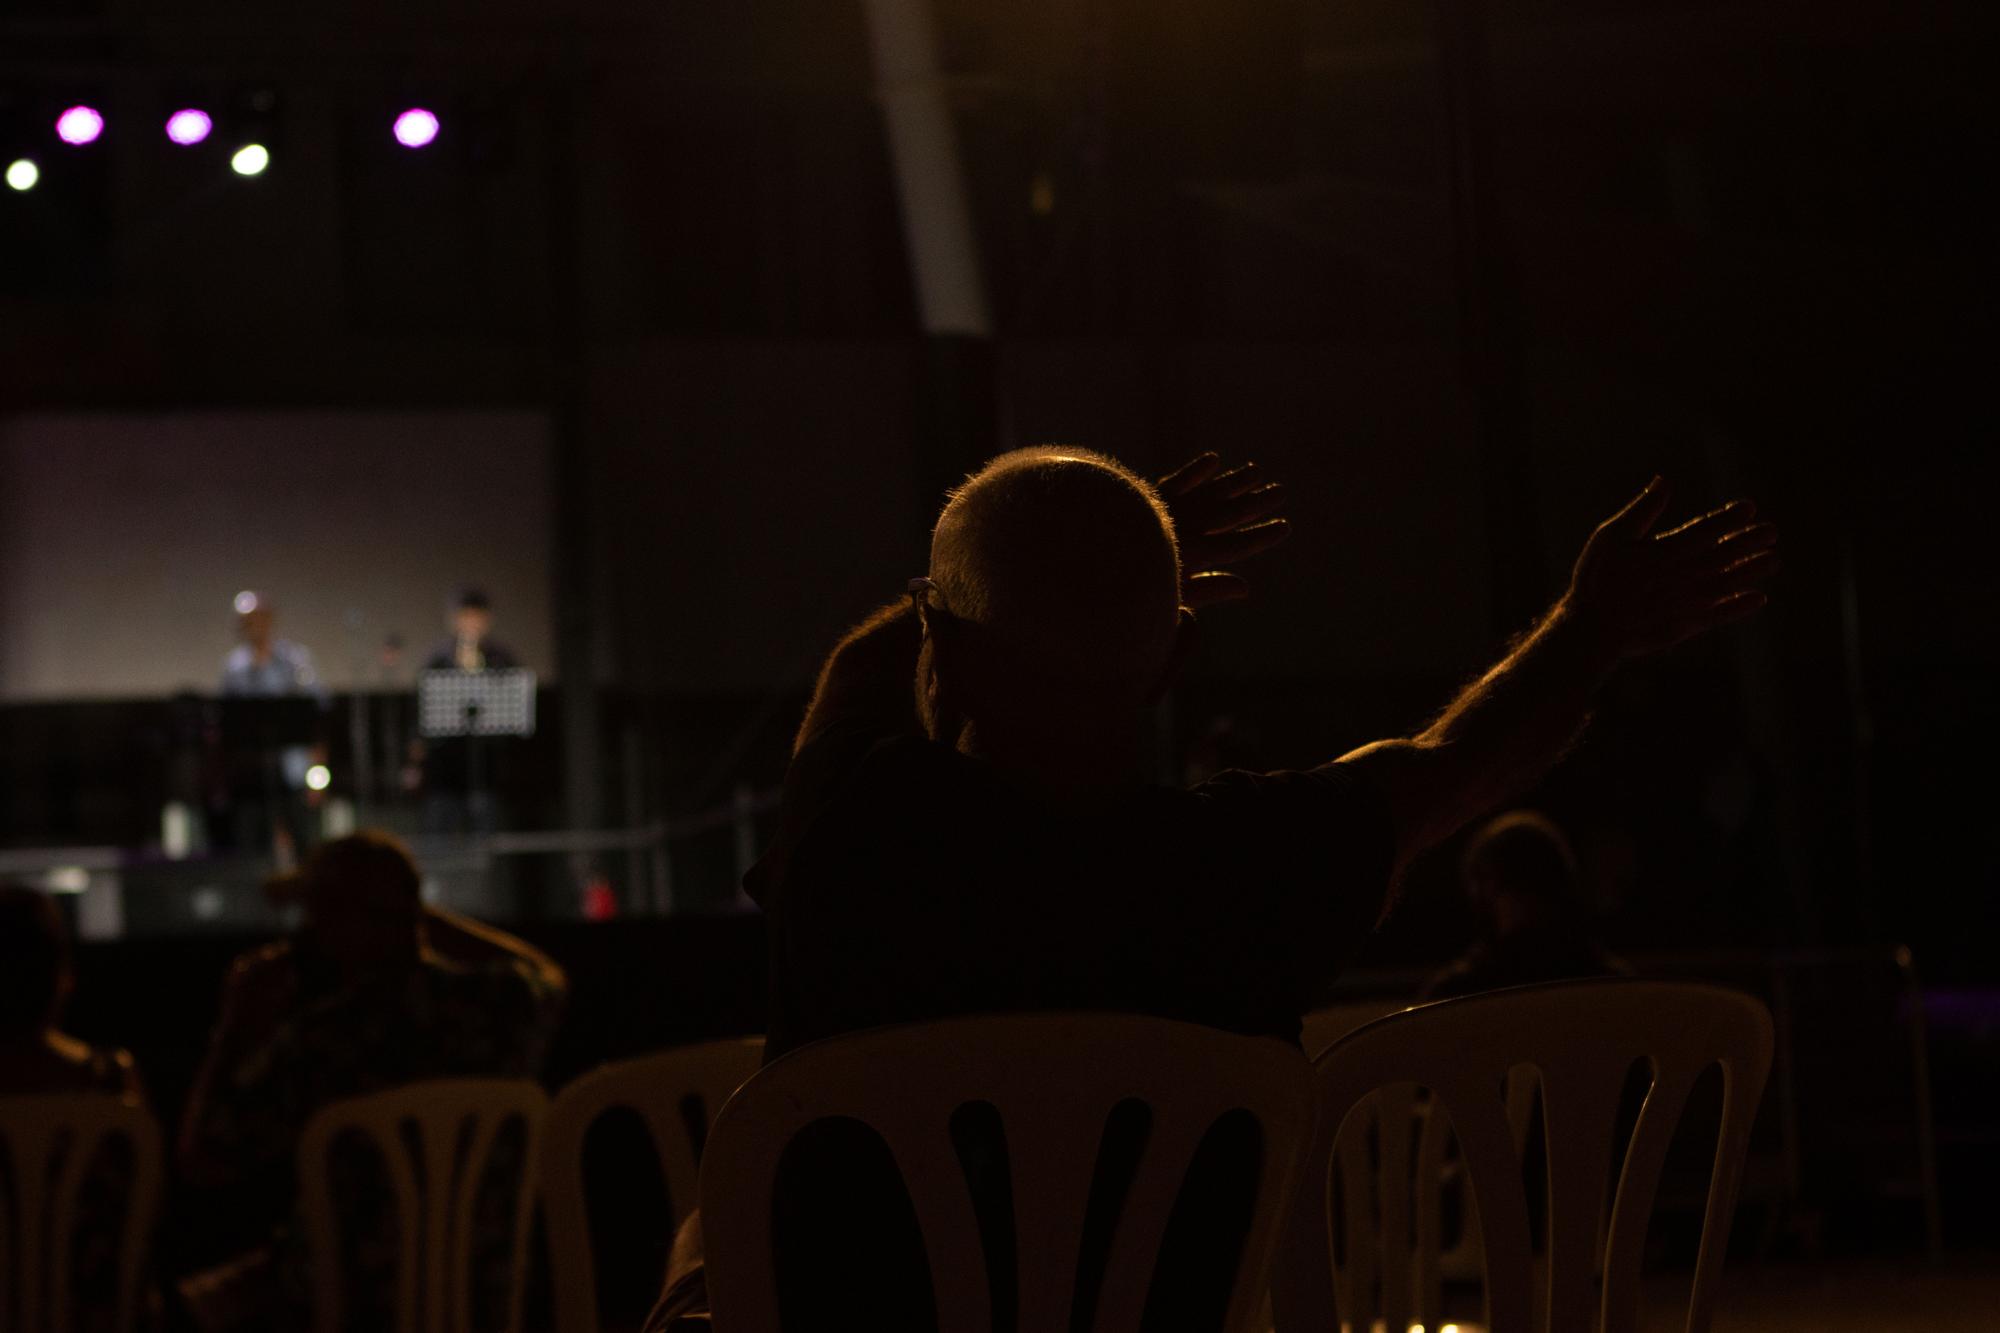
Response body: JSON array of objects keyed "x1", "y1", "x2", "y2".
[
  {"x1": 421, "y1": 952, "x2": 556, "y2": 1005},
  {"x1": 792, "y1": 724, "x2": 948, "y2": 804}
]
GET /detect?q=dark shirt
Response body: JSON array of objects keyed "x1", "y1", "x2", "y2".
[
  {"x1": 188, "y1": 952, "x2": 560, "y2": 1181},
  {"x1": 745, "y1": 721, "x2": 1394, "y2": 1330},
  {"x1": 186, "y1": 952, "x2": 563, "y2": 1331},
  {"x1": 422, "y1": 638, "x2": 520, "y2": 673}
]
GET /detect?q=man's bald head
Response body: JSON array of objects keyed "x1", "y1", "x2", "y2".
[{"x1": 927, "y1": 447, "x2": 1182, "y2": 689}]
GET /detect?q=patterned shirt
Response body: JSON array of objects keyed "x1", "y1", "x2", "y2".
[
  {"x1": 187, "y1": 954, "x2": 564, "y2": 1330},
  {"x1": 220, "y1": 640, "x2": 326, "y2": 700}
]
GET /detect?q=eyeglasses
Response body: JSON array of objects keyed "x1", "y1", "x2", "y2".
[{"x1": 908, "y1": 576, "x2": 962, "y2": 631}]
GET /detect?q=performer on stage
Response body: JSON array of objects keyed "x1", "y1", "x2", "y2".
[
  {"x1": 425, "y1": 585, "x2": 518, "y2": 674},
  {"x1": 220, "y1": 592, "x2": 326, "y2": 701},
  {"x1": 218, "y1": 592, "x2": 328, "y2": 865},
  {"x1": 412, "y1": 586, "x2": 518, "y2": 834}
]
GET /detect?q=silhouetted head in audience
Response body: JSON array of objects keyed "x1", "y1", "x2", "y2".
[
  {"x1": 235, "y1": 591, "x2": 275, "y2": 655},
  {"x1": 1460, "y1": 811, "x2": 1584, "y2": 941},
  {"x1": 451, "y1": 586, "x2": 494, "y2": 648},
  {"x1": 297, "y1": 832, "x2": 424, "y2": 977},
  {"x1": 917, "y1": 447, "x2": 1188, "y2": 798},
  {"x1": 0, "y1": 884, "x2": 70, "y2": 1040}
]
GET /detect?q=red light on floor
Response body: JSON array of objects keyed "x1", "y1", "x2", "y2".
[{"x1": 582, "y1": 879, "x2": 618, "y2": 920}]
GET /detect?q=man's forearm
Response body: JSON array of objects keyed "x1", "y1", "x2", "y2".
[
  {"x1": 1419, "y1": 595, "x2": 1621, "y2": 813},
  {"x1": 423, "y1": 906, "x2": 565, "y2": 985},
  {"x1": 793, "y1": 599, "x2": 922, "y2": 753},
  {"x1": 1339, "y1": 595, "x2": 1622, "y2": 874}
]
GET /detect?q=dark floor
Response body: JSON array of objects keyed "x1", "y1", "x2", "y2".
[{"x1": 1639, "y1": 1257, "x2": 2000, "y2": 1333}]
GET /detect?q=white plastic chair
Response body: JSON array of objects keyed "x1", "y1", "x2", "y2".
[
  {"x1": 0, "y1": 1095, "x2": 162, "y2": 1333},
  {"x1": 540, "y1": 1038, "x2": 764, "y2": 1333},
  {"x1": 1300, "y1": 1000, "x2": 1410, "y2": 1060},
  {"x1": 296, "y1": 1078, "x2": 548, "y2": 1333},
  {"x1": 699, "y1": 1014, "x2": 1315, "y2": 1333},
  {"x1": 1299, "y1": 998, "x2": 1525, "y2": 1315},
  {"x1": 1272, "y1": 980, "x2": 1773, "y2": 1333}
]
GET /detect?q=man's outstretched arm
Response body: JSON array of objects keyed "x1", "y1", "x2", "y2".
[{"x1": 1337, "y1": 477, "x2": 1779, "y2": 887}]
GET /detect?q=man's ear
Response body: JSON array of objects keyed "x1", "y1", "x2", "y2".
[
  {"x1": 1146, "y1": 607, "x2": 1200, "y2": 704},
  {"x1": 916, "y1": 633, "x2": 950, "y2": 742}
]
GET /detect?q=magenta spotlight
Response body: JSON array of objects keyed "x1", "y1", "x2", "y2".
[
  {"x1": 55, "y1": 105, "x2": 105, "y2": 146},
  {"x1": 392, "y1": 108, "x2": 440, "y2": 149},
  {"x1": 165, "y1": 109, "x2": 213, "y2": 146}
]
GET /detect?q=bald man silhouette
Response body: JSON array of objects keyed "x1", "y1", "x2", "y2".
[{"x1": 647, "y1": 447, "x2": 1776, "y2": 1331}]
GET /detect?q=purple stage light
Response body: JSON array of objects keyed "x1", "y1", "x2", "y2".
[
  {"x1": 165, "y1": 109, "x2": 213, "y2": 146},
  {"x1": 392, "y1": 108, "x2": 440, "y2": 149},
  {"x1": 56, "y1": 105, "x2": 105, "y2": 146}
]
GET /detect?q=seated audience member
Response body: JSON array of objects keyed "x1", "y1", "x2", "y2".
[
  {"x1": 648, "y1": 450, "x2": 1776, "y2": 1331},
  {"x1": 177, "y1": 832, "x2": 566, "y2": 1332},
  {"x1": 0, "y1": 883, "x2": 145, "y2": 1098},
  {"x1": 1419, "y1": 811, "x2": 1632, "y2": 1002},
  {"x1": 1, "y1": 884, "x2": 150, "y2": 1333}
]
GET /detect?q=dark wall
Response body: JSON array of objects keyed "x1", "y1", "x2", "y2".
[{"x1": 1, "y1": 0, "x2": 1992, "y2": 978}]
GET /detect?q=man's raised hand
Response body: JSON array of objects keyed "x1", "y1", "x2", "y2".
[
  {"x1": 1566, "y1": 477, "x2": 1779, "y2": 660},
  {"x1": 1156, "y1": 452, "x2": 1290, "y2": 609}
]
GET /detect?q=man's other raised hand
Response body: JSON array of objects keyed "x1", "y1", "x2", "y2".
[
  {"x1": 1566, "y1": 476, "x2": 1780, "y2": 661},
  {"x1": 1156, "y1": 452, "x2": 1290, "y2": 609}
]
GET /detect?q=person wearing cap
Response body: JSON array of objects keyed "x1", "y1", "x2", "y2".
[{"x1": 177, "y1": 831, "x2": 565, "y2": 1331}]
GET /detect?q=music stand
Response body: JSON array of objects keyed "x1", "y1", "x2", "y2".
[
  {"x1": 418, "y1": 669, "x2": 537, "y2": 824},
  {"x1": 418, "y1": 668, "x2": 537, "y2": 740}
]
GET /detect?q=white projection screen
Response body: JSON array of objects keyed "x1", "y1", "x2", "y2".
[{"x1": 0, "y1": 411, "x2": 555, "y2": 701}]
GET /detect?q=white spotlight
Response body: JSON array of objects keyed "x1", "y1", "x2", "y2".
[
  {"x1": 5, "y1": 158, "x2": 38, "y2": 191},
  {"x1": 230, "y1": 143, "x2": 270, "y2": 176}
]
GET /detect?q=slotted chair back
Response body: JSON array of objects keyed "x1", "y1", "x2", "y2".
[
  {"x1": 297, "y1": 1079, "x2": 548, "y2": 1333},
  {"x1": 1300, "y1": 1000, "x2": 1409, "y2": 1059},
  {"x1": 0, "y1": 1095, "x2": 162, "y2": 1333},
  {"x1": 700, "y1": 1015, "x2": 1315, "y2": 1333},
  {"x1": 541, "y1": 1039, "x2": 765, "y2": 1333},
  {"x1": 1272, "y1": 980, "x2": 1772, "y2": 1333},
  {"x1": 1295, "y1": 999, "x2": 1534, "y2": 1324}
]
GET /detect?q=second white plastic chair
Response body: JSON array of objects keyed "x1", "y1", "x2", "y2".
[
  {"x1": 296, "y1": 1078, "x2": 548, "y2": 1333},
  {"x1": 539, "y1": 1038, "x2": 765, "y2": 1333},
  {"x1": 1272, "y1": 980, "x2": 1773, "y2": 1333}
]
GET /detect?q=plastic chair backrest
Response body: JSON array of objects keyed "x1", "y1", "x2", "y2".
[
  {"x1": 1297, "y1": 999, "x2": 1535, "y2": 1325},
  {"x1": 0, "y1": 1095, "x2": 162, "y2": 1333},
  {"x1": 700, "y1": 1014, "x2": 1315, "y2": 1333},
  {"x1": 1272, "y1": 980, "x2": 1773, "y2": 1333},
  {"x1": 1301, "y1": 1000, "x2": 1409, "y2": 1059},
  {"x1": 540, "y1": 1038, "x2": 764, "y2": 1333},
  {"x1": 296, "y1": 1079, "x2": 548, "y2": 1333}
]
